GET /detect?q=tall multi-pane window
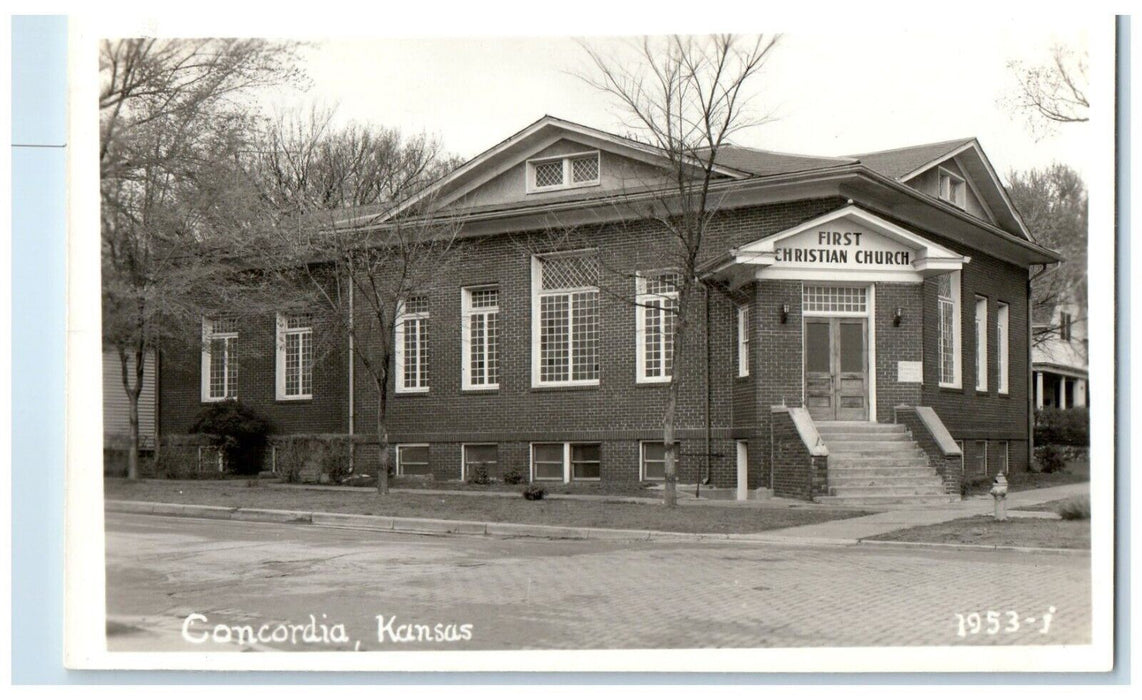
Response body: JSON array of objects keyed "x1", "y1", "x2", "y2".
[
  {"x1": 395, "y1": 296, "x2": 429, "y2": 393},
  {"x1": 997, "y1": 302, "x2": 1010, "y2": 395},
  {"x1": 737, "y1": 306, "x2": 750, "y2": 377},
  {"x1": 277, "y1": 313, "x2": 313, "y2": 400},
  {"x1": 201, "y1": 317, "x2": 238, "y2": 401},
  {"x1": 1059, "y1": 311, "x2": 1073, "y2": 341},
  {"x1": 937, "y1": 272, "x2": 962, "y2": 387},
  {"x1": 463, "y1": 287, "x2": 499, "y2": 390},
  {"x1": 635, "y1": 272, "x2": 678, "y2": 383},
  {"x1": 533, "y1": 251, "x2": 600, "y2": 386},
  {"x1": 975, "y1": 296, "x2": 988, "y2": 392}
]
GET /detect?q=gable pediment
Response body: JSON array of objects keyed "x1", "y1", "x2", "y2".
[
  {"x1": 365, "y1": 116, "x2": 746, "y2": 222},
  {"x1": 898, "y1": 142, "x2": 1030, "y2": 239},
  {"x1": 715, "y1": 205, "x2": 967, "y2": 285}
]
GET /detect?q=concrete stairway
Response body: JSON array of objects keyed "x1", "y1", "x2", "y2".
[{"x1": 814, "y1": 422, "x2": 957, "y2": 506}]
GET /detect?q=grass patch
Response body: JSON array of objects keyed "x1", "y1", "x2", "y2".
[
  {"x1": 104, "y1": 478, "x2": 870, "y2": 535},
  {"x1": 1006, "y1": 469, "x2": 1088, "y2": 492},
  {"x1": 960, "y1": 469, "x2": 1088, "y2": 497},
  {"x1": 868, "y1": 515, "x2": 1090, "y2": 550}
]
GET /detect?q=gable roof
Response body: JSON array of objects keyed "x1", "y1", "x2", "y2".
[
  {"x1": 341, "y1": 116, "x2": 1038, "y2": 248},
  {"x1": 337, "y1": 115, "x2": 752, "y2": 226},
  {"x1": 850, "y1": 137, "x2": 1031, "y2": 240},
  {"x1": 848, "y1": 138, "x2": 976, "y2": 180},
  {"x1": 706, "y1": 145, "x2": 857, "y2": 177}
]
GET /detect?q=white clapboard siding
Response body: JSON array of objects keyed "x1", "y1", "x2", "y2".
[{"x1": 103, "y1": 350, "x2": 156, "y2": 447}]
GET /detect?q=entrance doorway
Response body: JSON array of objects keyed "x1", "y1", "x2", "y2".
[{"x1": 805, "y1": 317, "x2": 868, "y2": 421}]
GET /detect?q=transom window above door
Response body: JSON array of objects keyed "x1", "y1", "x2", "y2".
[{"x1": 803, "y1": 285, "x2": 868, "y2": 314}]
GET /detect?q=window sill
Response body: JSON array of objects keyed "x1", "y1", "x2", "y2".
[
  {"x1": 395, "y1": 389, "x2": 430, "y2": 396},
  {"x1": 735, "y1": 374, "x2": 751, "y2": 381},
  {"x1": 636, "y1": 377, "x2": 671, "y2": 386},
  {"x1": 526, "y1": 180, "x2": 600, "y2": 195},
  {"x1": 276, "y1": 395, "x2": 313, "y2": 403},
  {"x1": 530, "y1": 383, "x2": 600, "y2": 393},
  {"x1": 938, "y1": 385, "x2": 964, "y2": 394},
  {"x1": 460, "y1": 387, "x2": 500, "y2": 395}
]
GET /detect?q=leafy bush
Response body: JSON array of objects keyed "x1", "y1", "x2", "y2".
[
  {"x1": 1056, "y1": 495, "x2": 1090, "y2": 520},
  {"x1": 190, "y1": 400, "x2": 272, "y2": 476},
  {"x1": 1035, "y1": 444, "x2": 1067, "y2": 473},
  {"x1": 467, "y1": 465, "x2": 491, "y2": 485},
  {"x1": 1034, "y1": 407, "x2": 1089, "y2": 447},
  {"x1": 502, "y1": 468, "x2": 524, "y2": 485},
  {"x1": 960, "y1": 474, "x2": 993, "y2": 498},
  {"x1": 522, "y1": 484, "x2": 546, "y2": 500}
]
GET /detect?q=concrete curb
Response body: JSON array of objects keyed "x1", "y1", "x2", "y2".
[
  {"x1": 855, "y1": 538, "x2": 1089, "y2": 555},
  {"x1": 104, "y1": 500, "x2": 1085, "y2": 554}
]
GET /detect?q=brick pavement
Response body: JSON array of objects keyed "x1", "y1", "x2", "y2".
[{"x1": 104, "y1": 512, "x2": 1090, "y2": 653}]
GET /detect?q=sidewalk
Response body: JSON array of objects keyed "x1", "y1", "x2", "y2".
[
  {"x1": 763, "y1": 482, "x2": 1089, "y2": 541},
  {"x1": 106, "y1": 482, "x2": 1088, "y2": 552}
]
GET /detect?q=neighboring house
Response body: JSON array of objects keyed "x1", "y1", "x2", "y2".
[
  {"x1": 157, "y1": 116, "x2": 1060, "y2": 502},
  {"x1": 1032, "y1": 299, "x2": 1088, "y2": 410},
  {"x1": 103, "y1": 350, "x2": 157, "y2": 457}
]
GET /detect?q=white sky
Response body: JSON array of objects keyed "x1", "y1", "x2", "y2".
[
  {"x1": 263, "y1": 27, "x2": 1096, "y2": 182},
  {"x1": 85, "y1": 3, "x2": 1109, "y2": 183}
]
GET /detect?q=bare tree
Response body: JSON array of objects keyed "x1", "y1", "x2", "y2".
[
  {"x1": 253, "y1": 112, "x2": 464, "y2": 494},
  {"x1": 100, "y1": 38, "x2": 303, "y2": 479},
  {"x1": 578, "y1": 34, "x2": 781, "y2": 506},
  {"x1": 1003, "y1": 43, "x2": 1089, "y2": 138},
  {"x1": 1007, "y1": 163, "x2": 1088, "y2": 350}
]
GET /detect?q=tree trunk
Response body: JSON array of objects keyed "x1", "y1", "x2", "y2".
[
  {"x1": 662, "y1": 383, "x2": 678, "y2": 508},
  {"x1": 118, "y1": 347, "x2": 145, "y2": 480},
  {"x1": 374, "y1": 376, "x2": 390, "y2": 495},
  {"x1": 662, "y1": 293, "x2": 690, "y2": 508}
]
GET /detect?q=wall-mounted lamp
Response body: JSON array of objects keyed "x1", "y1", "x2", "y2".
[
  {"x1": 780, "y1": 303, "x2": 790, "y2": 324},
  {"x1": 893, "y1": 306, "x2": 904, "y2": 327}
]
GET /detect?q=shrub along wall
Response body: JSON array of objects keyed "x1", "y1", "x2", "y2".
[
  {"x1": 1034, "y1": 407, "x2": 1090, "y2": 447},
  {"x1": 268, "y1": 434, "x2": 356, "y2": 484}
]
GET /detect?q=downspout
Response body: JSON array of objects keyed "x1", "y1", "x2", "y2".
[
  {"x1": 348, "y1": 281, "x2": 355, "y2": 471},
  {"x1": 703, "y1": 283, "x2": 712, "y2": 486},
  {"x1": 1027, "y1": 273, "x2": 1034, "y2": 472}
]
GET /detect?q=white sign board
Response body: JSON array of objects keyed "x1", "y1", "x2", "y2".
[
  {"x1": 772, "y1": 215, "x2": 916, "y2": 270},
  {"x1": 897, "y1": 361, "x2": 923, "y2": 383}
]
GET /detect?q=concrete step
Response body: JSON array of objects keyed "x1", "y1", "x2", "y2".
[
  {"x1": 828, "y1": 444, "x2": 927, "y2": 456},
  {"x1": 829, "y1": 454, "x2": 930, "y2": 465},
  {"x1": 828, "y1": 483, "x2": 948, "y2": 496},
  {"x1": 813, "y1": 429, "x2": 909, "y2": 438},
  {"x1": 817, "y1": 420, "x2": 904, "y2": 431},
  {"x1": 828, "y1": 469, "x2": 937, "y2": 482},
  {"x1": 828, "y1": 475, "x2": 945, "y2": 488},
  {"x1": 816, "y1": 494, "x2": 958, "y2": 506}
]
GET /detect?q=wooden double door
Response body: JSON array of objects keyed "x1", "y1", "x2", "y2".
[{"x1": 804, "y1": 317, "x2": 868, "y2": 422}]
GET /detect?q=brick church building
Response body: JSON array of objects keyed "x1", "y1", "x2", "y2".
[{"x1": 158, "y1": 116, "x2": 1060, "y2": 504}]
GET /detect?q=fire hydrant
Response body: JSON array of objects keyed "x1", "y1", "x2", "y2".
[{"x1": 990, "y1": 473, "x2": 1009, "y2": 521}]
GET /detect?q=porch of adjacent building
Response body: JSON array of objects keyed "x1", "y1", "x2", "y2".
[{"x1": 1033, "y1": 370, "x2": 1088, "y2": 410}]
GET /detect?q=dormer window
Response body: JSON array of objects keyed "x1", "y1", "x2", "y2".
[
  {"x1": 938, "y1": 167, "x2": 966, "y2": 209},
  {"x1": 527, "y1": 151, "x2": 601, "y2": 193}
]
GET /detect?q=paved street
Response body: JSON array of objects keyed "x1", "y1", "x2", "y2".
[{"x1": 105, "y1": 512, "x2": 1091, "y2": 652}]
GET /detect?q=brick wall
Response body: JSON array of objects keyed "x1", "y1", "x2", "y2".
[
  {"x1": 873, "y1": 283, "x2": 924, "y2": 421},
  {"x1": 157, "y1": 195, "x2": 1034, "y2": 485},
  {"x1": 158, "y1": 314, "x2": 349, "y2": 436},
  {"x1": 917, "y1": 244, "x2": 1031, "y2": 473},
  {"x1": 893, "y1": 406, "x2": 962, "y2": 496},
  {"x1": 769, "y1": 409, "x2": 827, "y2": 500}
]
